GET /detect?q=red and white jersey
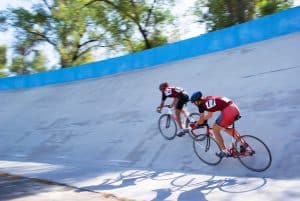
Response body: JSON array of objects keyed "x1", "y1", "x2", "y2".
[
  {"x1": 197, "y1": 96, "x2": 233, "y2": 113},
  {"x1": 162, "y1": 86, "x2": 184, "y2": 101}
]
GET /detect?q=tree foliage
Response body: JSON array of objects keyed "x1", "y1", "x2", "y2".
[
  {"x1": 84, "y1": 0, "x2": 175, "y2": 53},
  {"x1": 194, "y1": 0, "x2": 293, "y2": 32},
  {"x1": 9, "y1": 55, "x2": 27, "y2": 75},
  {"x1": 256, "y1": 0, "x2": 293, "y2": 17},
  {"x1": 0, "y1": 0, "x2": 175, "y2": 76},
  {"x1": 0, "y1": 45, "x2": 7, "y2": 77},
  {"x1": 0, "y1": 45, "x2": 6, "y2": 68},
  {"x1": 1, "y1": 0, "x2": 108, "y2": 70},
  {"x1": 29, "y1": 51, "x2": 48, "y2": 73},
  {"x1": 0, "y1": 44, "x2": 47, "y2": 76},
  {"x1": 8, "y1": 51, "x2": 47, "y2": 75}
]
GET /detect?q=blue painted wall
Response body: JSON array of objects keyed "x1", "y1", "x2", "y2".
[{"x1": 1, "y1": 6, "x2": 300, "y2": 90}]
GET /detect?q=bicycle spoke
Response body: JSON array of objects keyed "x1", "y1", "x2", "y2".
[
  {"x1": 193, "y1": 135, "x2": 222, "y2": 165},
  {"x1": 166, "y1": 116, "x2": 171, "y2": 128},
  {"x1": 158, "y1": 114, "x2": 177, "y2": 140},
  {"x1": 236, "y1": 135, "x2": 272, "y2": 172}
]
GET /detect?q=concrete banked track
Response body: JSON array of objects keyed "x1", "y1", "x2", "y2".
[{"x1": 0, "y1": 33, "x2": 300, "y2": 201}]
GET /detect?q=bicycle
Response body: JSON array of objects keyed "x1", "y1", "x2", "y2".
[
  {"x1": 191, "y1": 117, "x2": 272, "y2": 172},
  {"x1": 157, "y1": 105, "x2": 200, "y2": 140}
]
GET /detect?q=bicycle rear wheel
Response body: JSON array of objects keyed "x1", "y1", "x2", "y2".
[
  {"x1": 158, "y1": 114, "x2": 177, "y2": 140},
  {"x1": 236, "y1": 135, "x2": 272, "y2": 172},
  {"x1": 193, "y1": 134, "x2": 222, "y2": 165}
]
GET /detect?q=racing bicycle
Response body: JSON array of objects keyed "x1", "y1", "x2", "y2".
[
  {"x1": 191, "y1": 117, "x2": 272, "y2": 172},
  {"x1": 157, "y1": 105, "x2": 200, "y2": 140}
]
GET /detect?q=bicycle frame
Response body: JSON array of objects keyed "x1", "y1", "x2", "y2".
[
  {"x1": 164, "y1": 106, "x2": 177, "y2": 119},
  {"x1": 160, "y1": 105, "x2": 190, "y2": 127},
  {"x1": 192, "y1": 124, "x2": 214, "y2": 151},
  {"x1": 227, "y1": 121, "x2": 254, "y2": 158},
  {"x1": 193, "y1": 123, "x2": 214, "y2": 137},
  {"x1": 192, "y1": 122, "x2": 254, "y2": 158},
  {"x1": 191, "y1": 119, "x2": 272, "y2": 171}
]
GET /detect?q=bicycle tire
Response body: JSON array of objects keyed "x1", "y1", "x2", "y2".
[
  {"x1": 236, "y1": 135, "x2": 272, "y2": 172},
  {"x1": 185, "y1": 112, "x2": 200, "y2": 127},
  {"x1": 185, "y1": 113, "x2": 203, "y2": 140},
  {"x1": 158, "y1": 114, "x2": 177, "y2": 140},
  {"x1": 193, "y1": 134, "x2": 222, "y2": 165}
]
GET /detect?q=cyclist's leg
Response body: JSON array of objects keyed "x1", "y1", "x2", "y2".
[
  {"x1": 181, "y1": 107, "x2": 189, "y2": 119},
  {"x1": 221, "y1": 104, "x2": 244, "y2": 143},
  {"x1": 224, "y1": 128, "x2": 243, "y2": 142},
  {"x1": 214, "y1": 107, "x2": 238, "y2": 154},
  {"x1": 176, "y1": 108, "x2": 187, "y2": 137},
  {"x1": 212, "y1": 122, "x2": 227, "y2": 150},
  {"x1": 176, "y1": 93, "x2": 189, "y2": 129},
  {"x1": 175, "y1": 108, "x2": 183, "y2": 129}
]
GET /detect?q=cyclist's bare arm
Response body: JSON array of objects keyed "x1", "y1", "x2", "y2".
[
  {"x1": 204, "y1": 112, "x2": 213, "y2": 121},
  {"x1": 196, "y1": 112, "x2": 213, "y2": 124},
  {"x1": 157, "y1": 100, "x2": 165, "y2": 112}
]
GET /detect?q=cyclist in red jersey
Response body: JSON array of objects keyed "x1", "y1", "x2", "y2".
[
  {"x1": 157, "y1": 82, "x2": 190, "y2": 136},
  {"x1": 190, "y1": 91, "x2": 243, "y2": 157}
]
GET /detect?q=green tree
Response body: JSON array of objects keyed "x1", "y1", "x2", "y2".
[
  {"x1": 0, "y1": 44, "x2": 47, "y2": 76},
  {"x1": 256, "y1": 0, "x2": 293, "y2": 17},
  {"x1": 1, "y1": 0, "x2": 176, "y2": 74},
  {"x1": 30, "y1": 51, "x2": 47, "y2": 73},
  {"x1": 8, "y1": 53, "x2": 48, "y2": 75},
  {"x1": 84, "y1": 0, "x2": 175, "y2": 53},
  {"x1": 5, "y1": 41, "x2": 47, "y2": 75},
  {"x1": 1, "y1": 0, "x2": 109, "y2": 70},
  {"x1": 9, "y1": 55, "x2": 27, "y2": 75},
  {"x1": 0, "y1": 45, "x2": 7, "y2": 77},
  {"x1": 193, "y1": 0, "x2": 293, "y2": 32},
  {"x1": 194, "y1": 0, "x2": 255, "y2": 32}
]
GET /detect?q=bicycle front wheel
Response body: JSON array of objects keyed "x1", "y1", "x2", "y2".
[
  {"x1": 158, "y1": 114, "x2": 177, "y2": 140},
  {"x1": 193, "y1": 134, "x2": 222, "y2": 165},
  {"x1": 185, "y1": 113, "x2": 202, "y2": 139},
  {"x1": 236, "y1": 135, "x2": 272, "y2": 172},
  {"x1": 185, "y1": 113, "x2": 200, "y2": 127}
]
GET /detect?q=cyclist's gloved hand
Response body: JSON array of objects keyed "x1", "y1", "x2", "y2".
[
  {"x1": 189, "y1": 122, "x2": 198, "y2": 129},
  {"x1": 156, "y1": 107, "x2": 162, "y2": 113},
  {"x1": 192, "y1": 120, "x2": 208, "y2": 129}
]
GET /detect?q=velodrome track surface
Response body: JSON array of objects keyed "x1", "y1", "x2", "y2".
[{"x1": 0, "y1": 33, "x2": 300, "y2": 201}]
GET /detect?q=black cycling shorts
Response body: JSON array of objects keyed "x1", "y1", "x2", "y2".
[{"x1": 176, "y1": 93, "x2": 189, "y2": 110}]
